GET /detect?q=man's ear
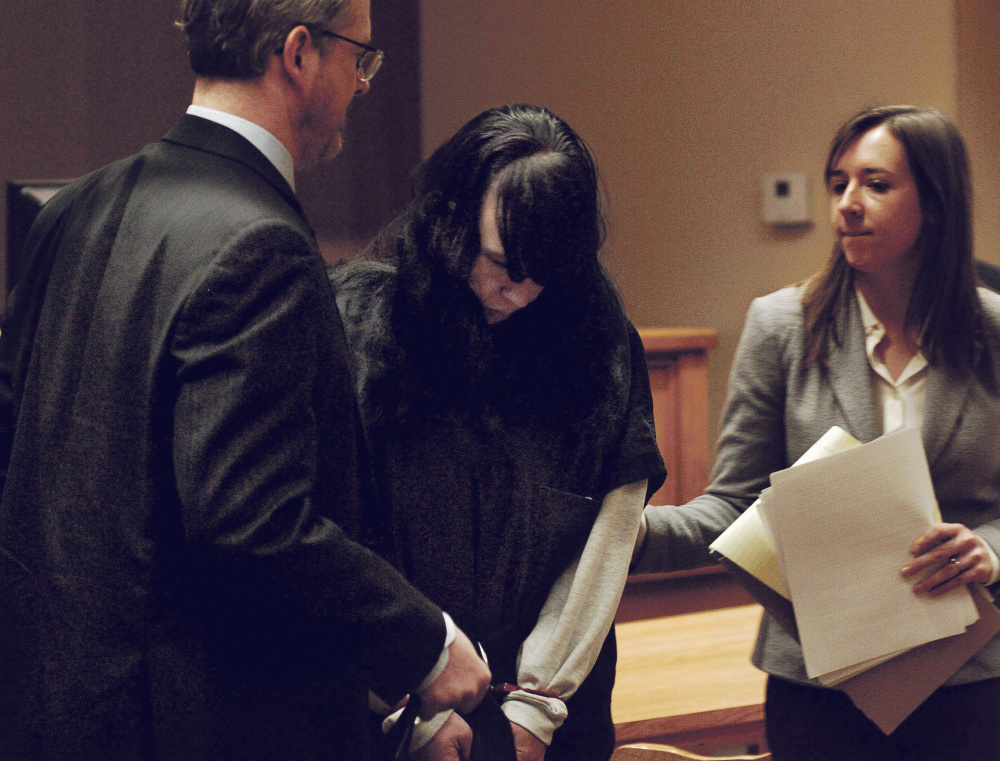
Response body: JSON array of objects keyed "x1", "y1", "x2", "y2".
[{"x1": 279, "y1": 25, "x2": 314, "y2": 85}]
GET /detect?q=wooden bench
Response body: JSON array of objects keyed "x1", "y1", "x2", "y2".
[{"x1": 613, "y1": 599, "x2": 766, "y2": 752}]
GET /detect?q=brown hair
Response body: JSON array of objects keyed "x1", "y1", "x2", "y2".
[
  {"x1": 178, "y1": 0, "x2": 350, "y2": 78},
  {"x1": 802, "y1": 105, "x2": 981, "y2": 374}
]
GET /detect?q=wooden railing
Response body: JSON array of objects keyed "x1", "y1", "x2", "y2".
[{"x1": 638, "y1": 328, "x2": 716, "y2": 507}]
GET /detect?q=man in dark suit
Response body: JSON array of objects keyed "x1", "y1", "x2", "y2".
[{"x1": 0, "y1": 0, "x2": 490, "y2": 758}]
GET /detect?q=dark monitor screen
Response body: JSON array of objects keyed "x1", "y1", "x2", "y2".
[
  {"x1": 977, "y1": 260, "x2": 1000, "y2": 293},
  {"x1": 6, "y1": 181, "x2": 67, "y2": 297}
]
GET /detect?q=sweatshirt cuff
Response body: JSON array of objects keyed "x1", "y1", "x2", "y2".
[{"x1": 499, "y1": 691, "x2": 568, "y2": 746}]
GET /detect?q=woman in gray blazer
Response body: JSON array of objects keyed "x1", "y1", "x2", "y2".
[{"x1": 634, "y1": 105, "x2": 1000, "y2": 760}]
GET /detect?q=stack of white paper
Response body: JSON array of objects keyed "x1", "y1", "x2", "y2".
[
  {"x1": 755, "y1": 426, "x2": 978, "y2": 685},
  {"x1": 709, "y1": 426, "x2": 865, "y2": 601},
  {"x1": 708, "y1": 425, "x2": 1000, "y2": 733}
]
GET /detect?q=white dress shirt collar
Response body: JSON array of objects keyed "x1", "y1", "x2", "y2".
[
  {"x1": 855, "y1": 286, "x2": 928, "y2": 436},
  {"x1": 186, "y1": 105, "x2": 296, "y2": 192},
  {"x1": 855, "y1": 286, "x2": 928, "y2": 390}
]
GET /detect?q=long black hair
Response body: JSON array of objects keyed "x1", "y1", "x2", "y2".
[{"x1": 366, "y1": 104, "x2": 626, "y2": 420}]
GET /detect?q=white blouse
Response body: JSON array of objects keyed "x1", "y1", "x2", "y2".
[{"x1": 856, "y1": 288, "x2": 999, "y2": 582}]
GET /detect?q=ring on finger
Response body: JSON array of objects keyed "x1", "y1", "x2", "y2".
[{"x1": 949, "y1": 556, "x2": 963, "y2": 570}]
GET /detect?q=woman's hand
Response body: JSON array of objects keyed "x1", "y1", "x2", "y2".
[
  {"x1": 411, "y1": 712, "x2": 473, "y2": 761},
  {"x1": 901, "y1": 522, "x2": 993, "y2": 596},
  {"x1": 510, "y1": 720, "x2": 546, "y2": 761}
]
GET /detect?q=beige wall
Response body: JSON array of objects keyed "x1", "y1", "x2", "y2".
[
  {"x1": 957, "y1": 0, "x2": 1000, "y2": 268},
  {"x1": 422, "y1": 0, "x2": 986, "y2": 442}
]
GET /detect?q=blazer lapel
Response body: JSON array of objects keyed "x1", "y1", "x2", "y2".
[
  {"x1": 922, "y1": 361, "x2": 971, "y2": 469},
  {"x1": 827, "y1": 292, "x2": 971, "y2": 467},
  {"x1": 826, "y1": 295, "x2": 881, "y2": 443}
]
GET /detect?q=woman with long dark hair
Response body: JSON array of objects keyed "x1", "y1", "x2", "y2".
[
  {"x1": 333, "y1": 104, "x2": 666, "y2": 760},
  {"x1": 635, "y1": 105, "x2": 1000, "y2": 759}
]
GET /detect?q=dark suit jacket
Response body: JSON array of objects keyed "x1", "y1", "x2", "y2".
[
  {"x1": 0, "y1": 115, "x2": 445, "y2": 760},
  {"x1": 638, "y1": 284, "x2": 1000, "y2": 688}
]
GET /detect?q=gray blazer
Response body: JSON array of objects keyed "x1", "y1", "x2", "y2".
[{"x1": 637, "y1": 284, "x2": 1000, "y2": 686}]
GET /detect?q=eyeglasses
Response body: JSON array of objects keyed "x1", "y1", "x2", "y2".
[{"x1": 316, "y1": 30, "x2": 385, "y2": 82}]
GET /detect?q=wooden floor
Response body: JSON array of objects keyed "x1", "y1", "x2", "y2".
[{"x1": 612, "y1": 603, "x2": 767, "y2": 749}]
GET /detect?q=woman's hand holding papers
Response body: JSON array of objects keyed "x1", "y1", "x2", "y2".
[{"x1": 902, "y1": 523, "x2": 994, "y2": 597}]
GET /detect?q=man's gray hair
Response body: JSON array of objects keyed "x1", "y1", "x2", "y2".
[{"x1": 179, "y1": 0, "x2": 350, "y2": 78}]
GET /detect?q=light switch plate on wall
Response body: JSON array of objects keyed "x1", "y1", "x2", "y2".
[{"x1": 762, "y1": 172, "x2": 810, "y2": 225}]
